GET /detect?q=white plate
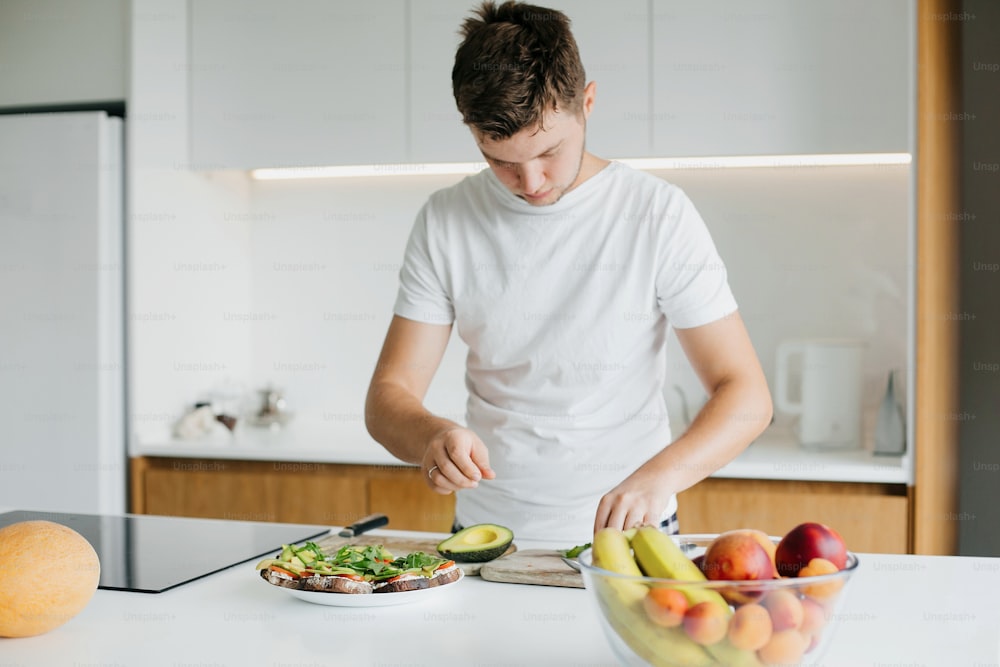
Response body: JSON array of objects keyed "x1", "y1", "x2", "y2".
[{"x1": 262, "y1": 570, "x2": 464, "y2": 607}]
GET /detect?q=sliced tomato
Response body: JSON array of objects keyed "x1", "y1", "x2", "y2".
[
  {"x1": 436, "y1": 560, "x2": 455, "y2": 570},
  {"x1": 336, "y1": 573, "x2": 366, "y2": 581},
  {"x1": 270, "y1": 566, "x2": 300, "y2": 579}
]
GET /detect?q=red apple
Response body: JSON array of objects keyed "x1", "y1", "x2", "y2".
[{"x1": 775, "y1": 522, "x2": 847, "y2": 577}]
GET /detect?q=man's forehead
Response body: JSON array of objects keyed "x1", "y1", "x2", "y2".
[{"x1": 475, "y1": 110, "x2": 573, "y2": 152}]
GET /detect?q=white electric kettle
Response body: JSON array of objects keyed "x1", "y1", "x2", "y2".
[{"x1": 774, "y1": 339, "x2": 865, "y2": 449}]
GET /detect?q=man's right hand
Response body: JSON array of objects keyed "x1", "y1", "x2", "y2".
[{"x1": 424, "y1": 427, "x2": 495, "y2": 494}]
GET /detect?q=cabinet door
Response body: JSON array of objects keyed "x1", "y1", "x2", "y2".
[
  {"x1": 190, "y1": 1, "x2": 407, "y2": 169},
  {"x1": 651, "y1": 0, "x2": 912, "y2": 156},
  {"x1": 677, "y1": 479, "x2": 910, "y2": 554}
]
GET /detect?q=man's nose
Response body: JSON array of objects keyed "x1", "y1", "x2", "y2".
[{"x1": 518, "y1": 162, "x2": 545, "y2": 194}]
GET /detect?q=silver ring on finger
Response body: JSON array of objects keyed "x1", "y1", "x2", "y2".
[{"x1": 427, "y1": 465, "x2": 439, "y2": 480}]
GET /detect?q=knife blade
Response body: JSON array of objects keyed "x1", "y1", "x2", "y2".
[{"x1": 338, "y1": 513, "x2": 389, "y2": 538}]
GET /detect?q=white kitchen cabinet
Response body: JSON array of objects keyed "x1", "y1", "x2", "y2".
[
  {"x1": 651, "y1": 0, "x2": 912, "y2": 156},
  {"x1": 189, "y1": 0, "x2": 407, "y2": 170},
  {"x1": 408, "y1": 0, "x2": 477, "y2": 163},
  {"x1": 409, "y1": 0, "x2": 653, "y2": 162},
  {"x1": 0, "y1": 0, "x2": 127, "y2": 108}
]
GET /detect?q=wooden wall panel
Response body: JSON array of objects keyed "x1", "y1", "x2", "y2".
[{"x1": 913, "y1": 0, "x2": 962, "y2": 554}]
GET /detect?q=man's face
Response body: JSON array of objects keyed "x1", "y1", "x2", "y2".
[{"x1": 474, "y1": 84, "x2": 595, "y2": 207}]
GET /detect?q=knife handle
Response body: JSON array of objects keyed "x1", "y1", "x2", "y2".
[{"x1": 343, "y1": 513, "x2": 389, "y2": 537}]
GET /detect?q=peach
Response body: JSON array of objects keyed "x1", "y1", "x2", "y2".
[
  {"x1": 682, "y1": 601, "x2": 728, "y2": 646},
  {"x1": 798, "y1": 595, "x2": 829, "y2": 636},
  {"x1": 703, "y1": 531, "x2": 779, "y2": 582},
  {"x1": 761, "y1": 589, "x2": 804, "y2": 631},
  {"x1": 757, "y1": 629, "x2": 808, "y2": 666},
  {"x1": 775, "y1": 522, "x2": 847, "y2": 576},
  {"x1": 642, "y1": 587, "x2": 687, "y2": 628},
  {"x1": 737, "y1": 528, "x2": 778, "y2": 567},
  {"x1": 726, "y1": 602, "x2": 773, "y2": 652},
  {"x1": 799, "y1": 557, "x2": 844, "y2": 599}
]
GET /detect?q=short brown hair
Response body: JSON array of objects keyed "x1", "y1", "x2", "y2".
[{"x1": 452, "y1": 1, "x2": 586, "y2": 140}]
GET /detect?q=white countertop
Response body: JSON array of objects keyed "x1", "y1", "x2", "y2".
[
  {"x1": 4, "y1": 524, "x2": 997, "y2": 666},
  {"x1": 133, "y1": 422, "x2": 911, "y2": 484}
]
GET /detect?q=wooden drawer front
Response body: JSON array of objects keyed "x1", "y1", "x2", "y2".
[
  {"x1": 133, "y1": 458, "x2": 455, "y2": 532},
  {"x1": 140, "y1": 459, "x2": 368, "y2": 526},
  {"x1": 368, "y1": 467, "x2": 455, "y2": 534},
  {"x1": 677, "y1": 479, "x2": 910, "y2": 554}
]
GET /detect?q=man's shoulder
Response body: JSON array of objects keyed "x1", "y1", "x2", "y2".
[
  {"x1": 424, "y1": 169, "x2": 494, "y2": 213},
  {"x1": 604, "y1": 161, "x2": 682, "y2": 195}
]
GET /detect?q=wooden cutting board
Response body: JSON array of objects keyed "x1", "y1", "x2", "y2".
[
  {"x1": 478, "y1": 549, "x2": 584, "y2": 588},
  {"x1": 312, "y1": 533, "x2": 517, "y2": 576}
]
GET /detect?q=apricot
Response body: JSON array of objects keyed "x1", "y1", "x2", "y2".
[
  {"x1": 642, "y1": 587, "x2": 687, "y2": 627},
  {"x1": 682, "y1": 601, "x2": 728, "y2": 646},
  {"x1": 799, "y1": 557, "x2": 844, "y2": 599},
  {"x1": 757, "y1": 629, "x2": 809, "y2": 666},
  {"x1": 726, "y1": 602, "x2": 773, "y2": 651},
  {"x1": 761, "y1": 589, "x2": 804, "y2": 631}
]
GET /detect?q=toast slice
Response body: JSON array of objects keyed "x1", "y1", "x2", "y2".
[
  {"x1": 259, "y1": 568, "x2": 375, "y2": 594},
  {"x1": 373, "y1": 563, "x2": 462, "y2": 593}
]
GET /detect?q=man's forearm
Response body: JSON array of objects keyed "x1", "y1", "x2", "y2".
[
  {"x1": 364, "y1": 381, "x2": 462, "y2": 465},
  {"x1": 649, "y1": 376, "x2": 773, "y2": 494}
]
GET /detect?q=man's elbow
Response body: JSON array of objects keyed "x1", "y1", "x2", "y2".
[{"x1": 751, "y1": 377, "x2": 774, "y2": 436}]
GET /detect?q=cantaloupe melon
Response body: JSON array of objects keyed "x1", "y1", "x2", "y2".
[{"x1": 0, "y1": 520, "x2": 101, "y2": 638}]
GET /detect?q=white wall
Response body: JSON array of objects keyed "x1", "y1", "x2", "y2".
[
  {"x1": 0, "y1": 0, "x2": 128, "y2": 106},
  {"x1": 127, "y1": 2, "x2": 256, "y2": 447},
  {"x1": 123, "y1": 2, "x2": 910, "y2": 455},
  {"x1": 235, "y1": 164, "x2": 910, "y2": 450}
]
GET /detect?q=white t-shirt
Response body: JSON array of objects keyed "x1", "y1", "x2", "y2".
[{"x1": 393, "y1": 161, "x2": 737, "y2": 542}]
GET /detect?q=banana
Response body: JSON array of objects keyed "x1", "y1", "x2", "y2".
[
  {"x1": 591, "y1": 528, "x2": 714, "y2": 667},
  {"x1": 631, "y1": 526, "x2": 730, "y2": 611},
  {"x1": 631, "y1": 527, "x2": 764, "y2": 667}
]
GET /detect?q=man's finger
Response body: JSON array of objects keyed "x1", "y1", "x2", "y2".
[{"x1": 469, "y1": 441, "x2": 495, "y2": 479}]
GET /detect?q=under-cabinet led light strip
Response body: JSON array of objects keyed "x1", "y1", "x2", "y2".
[{"x1": 250, "y1": 152, "x2": 912, "y2": 180}]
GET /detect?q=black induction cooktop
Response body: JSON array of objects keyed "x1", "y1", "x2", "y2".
[{"x1": 0, "y1": 510, "x2": 329, "y2": 593}]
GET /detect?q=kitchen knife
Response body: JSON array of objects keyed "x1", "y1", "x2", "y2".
[{"x1": 337, "y1": 513, "x2": 389, "y2": 538}]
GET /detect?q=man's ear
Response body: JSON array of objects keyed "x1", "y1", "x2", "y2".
[{"x1": 581, "y1": 81, "x2": 597, "y2": 120}]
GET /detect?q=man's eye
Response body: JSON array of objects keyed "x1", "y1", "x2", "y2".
[{"x1": 493, "y1": 160, "x2": 515, "y2": 169}]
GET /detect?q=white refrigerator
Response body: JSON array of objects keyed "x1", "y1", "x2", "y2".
[{"x1": 0, "y1": 111, "x2": 126, "y2": 514}]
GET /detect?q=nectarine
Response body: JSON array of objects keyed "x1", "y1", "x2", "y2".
[{"x1": 775, "y1": 522, "x2": 847, "y2": 576}]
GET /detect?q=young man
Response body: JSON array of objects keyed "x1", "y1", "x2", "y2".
[{"x1": 365, "y1": 1, "x2": 772, "y2": 542}]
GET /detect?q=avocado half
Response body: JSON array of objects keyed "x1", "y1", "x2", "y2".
[{"x1": 437, "y1": 523, "x2": 514, "y2": 563}]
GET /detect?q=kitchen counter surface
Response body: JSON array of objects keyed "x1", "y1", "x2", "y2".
[
  {"x1": 4, "y1": 520, "x2": 997, "y2": 666},
  {"x1": 133, "y1": 423, "x2": 910, "y2": 484}
]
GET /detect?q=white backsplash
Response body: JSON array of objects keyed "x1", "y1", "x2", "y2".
[{"x1": 129, "y1": 163, "x2": 910, "y2": 455}]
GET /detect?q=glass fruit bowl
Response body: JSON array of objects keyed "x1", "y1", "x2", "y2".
[{"x1": 577, "y1": 532, "x2": 859, "y2": 667}]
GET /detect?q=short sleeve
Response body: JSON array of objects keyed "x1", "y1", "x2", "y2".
[
  {"x1": 655, "y1": 188, "x2": 738, "y2": 329},
  {"x1": 393, "y1": 204, "x2": 455, "y2": 325}
]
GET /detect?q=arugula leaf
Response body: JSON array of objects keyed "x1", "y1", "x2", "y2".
[{"x1": 562, "y1": 542, "x2": 591, "y2": 559}]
